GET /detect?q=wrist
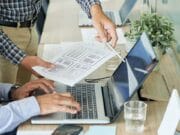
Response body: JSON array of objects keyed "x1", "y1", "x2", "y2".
[
  {"x1": 90, "y1": 4, "x2": 103, "y2": 17},
  {"x1": 20, "y1": 55, "x2": 29, "y2": 67},
  {"x1": 8, "y1": 84, "x2": 21, "y2": 101},
  {"x1": 36, "y1": 96, "x2": 44, "y2": 115}
]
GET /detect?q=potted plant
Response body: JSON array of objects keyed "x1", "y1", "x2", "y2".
[{"x1": 125, "y1": 13, "x2": 176, "y2": 56}]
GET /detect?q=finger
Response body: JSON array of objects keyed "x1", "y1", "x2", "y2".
[
  {"x1": 37, "y1": 58, "x2": 55, "y2": 69},
  {"x1": 35, "y1": 78, "x2": 55, "y2": 91},
  {"x1": 106, "y1": 33, "x2": 112, "y2": 42},
  {"x1": 42, "y1": 61, "x2": 55, "y2": 69},
  {"x1": 38, "y1": 83, "x2": 51, "y2": 93},
  {"x1": 52, "y1": 90, "x2": 57, "y2": 93},
  {"x1": 107, "y1": 27, "x2": 118, "y2": 48},
  {"x1": 94, "y1": 23, "x2": 107, "y2": 42},
  {"x1": 60, "y1": 92, "x2": 72, "y2": 97},
  {"x1": 29, "y1": 83, "x2": 50, "y2": 93},
  {"x1": 60, "y1": 98, "x2": 80, "y2": 110},
  {"x1": 57, "y1": 105, "x2": 78, "y2": 114},
  {"x1": 56, "y1": 96, "x2": 80, "y2": 111},
  {"x1": 95, "y1": 35, "x2": 102, "y2": 42},
  {"x1": 25, "y1": 83, "x2": 49, "y2": 94},
  {"x1": 96, "y1": 32, "x2": 111, "y2": 43}
]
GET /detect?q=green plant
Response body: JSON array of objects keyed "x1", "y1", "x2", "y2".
[{"x1": 125, "y1": 13, "x2": 176, "y2": 54}]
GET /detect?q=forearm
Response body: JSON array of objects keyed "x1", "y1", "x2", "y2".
[
  {"x1": 76, "y1": 0, "x2": 101, "y2": 18},
  {"x1": 0, "y1": 31, "x2": 26, "y2": 65},
  {"x1": 90, "y1": 4, "x2": 104, "y2": 19},
  {"x1": 0, "y1": 97, "x2": 40, "y2": 134}
]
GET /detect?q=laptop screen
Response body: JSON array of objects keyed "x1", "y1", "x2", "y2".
[
  {"x1": 109, "y1": 33, "x2": 157, "y2": 116},
  {"x1": 119, "y1": 0, "x2": 137, "y2": 24}
]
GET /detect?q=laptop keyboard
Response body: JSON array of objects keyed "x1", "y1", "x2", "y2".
[
  {"x1": 66, "y1": 84, "x2": 98, "y2": 119},
  {"x1": 105, "y1": 11, "x2": 116, "y2": 23}
]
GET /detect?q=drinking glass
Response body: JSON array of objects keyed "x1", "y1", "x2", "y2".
[{"x1": 124, "y1": 101, "x2": 147, "y2": 133}]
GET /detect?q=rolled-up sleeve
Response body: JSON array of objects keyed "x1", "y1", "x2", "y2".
[
  {"x1": 76, "y1": 0, "x2": 101, "y2": 18},
  {"x1": 0, "y1": 96, "x2": 40, "y2": 134},
  {"x1": 0, "y1": 30, "x2": 26, "y2": 65}
]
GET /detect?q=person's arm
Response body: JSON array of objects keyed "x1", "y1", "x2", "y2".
[
  {"x1": 0, "y1": 30, "x2": 54, "y2": 77},
  {"x1": 76, "y1": 0, "x2": 118, "y2": 47},
  {"x1": 0, "y1": 83, "x2": 40, "y2": 133},
  {"x1": 0, "y1": 97, "x2": 40, "y2": 134},
  {"x1": 0, "y1": 81, "x2": 80, "y2": 134},
  {"x1": 76, "y1": 0, "x2": 101, "y2": 18},
  {"x1": 0, "y1": 31, "x2": 26, "y2": 65}
]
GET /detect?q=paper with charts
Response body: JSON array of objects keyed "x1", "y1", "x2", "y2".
[{"x1": 33, "y1": 42, "x2": 116, "y2": 86}]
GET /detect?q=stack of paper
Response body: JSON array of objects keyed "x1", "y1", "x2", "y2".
[{"x1": 33, "y1": 42, "x2": 116, "y2": 86}]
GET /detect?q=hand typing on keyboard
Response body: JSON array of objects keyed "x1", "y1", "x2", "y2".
[
  {"x1": 36, "y1": 92, "x2": 81, "y2": 115},
  {"x1": 66, "y1": 84, "x2": 98, "y2": 119}
]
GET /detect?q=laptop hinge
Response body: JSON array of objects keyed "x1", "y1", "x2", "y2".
[{"x1": 101, "y1": 86, "x2": 114, "y2": 118}]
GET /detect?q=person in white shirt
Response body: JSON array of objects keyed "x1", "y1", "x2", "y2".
[{"x1": 0, "y1": 79, "x2": 80, "y2": 134}]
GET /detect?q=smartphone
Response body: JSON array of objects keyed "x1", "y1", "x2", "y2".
[{"x1": 52, "y1": 125, "x2": 83, "y2": 135}]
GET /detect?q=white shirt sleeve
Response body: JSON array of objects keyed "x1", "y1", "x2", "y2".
[
  {"x1": 0, "y1": 83, "x2": 12, "y2": 101},
  {"x1": 0, "y1": 96, "x2": 40, "y2": 134}
]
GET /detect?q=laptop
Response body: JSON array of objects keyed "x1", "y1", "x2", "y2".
[
  {"x1": 78, "y1": 0, "x2": 138, "y2": 27},
  {"x1": 31, "y1": 32, "x2": 158, "y2": 124}
]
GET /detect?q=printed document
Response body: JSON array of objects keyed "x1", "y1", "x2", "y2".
[{"x1": 33, "y1": 42, "x2": 116, "y2": 86}]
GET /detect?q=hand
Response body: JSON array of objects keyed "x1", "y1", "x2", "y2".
[
  {"x1": 11, "y1": 78, "x2": 55, "y2": 100},
  {"x1": 20, "y1": 56, "x2": 55, "y2": 77},
  {"x1": 91, "y1": 4, "x2": 118, "y2": 47},
  {"x1": 36, "y1": 93, "x2": 81, "y2": 115}
]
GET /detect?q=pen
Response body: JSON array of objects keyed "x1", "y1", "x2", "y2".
[{"x1": 105, "y1": 43, "x2": 125, "y2": 62}]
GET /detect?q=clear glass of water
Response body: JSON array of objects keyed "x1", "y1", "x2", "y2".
[{"x1": 124, "y1": 101, "x2": 147, "y2": 133}]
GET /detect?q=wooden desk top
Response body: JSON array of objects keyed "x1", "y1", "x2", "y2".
[{"x1": 17, "y1": 101, "x2": 167, "y2": 135}]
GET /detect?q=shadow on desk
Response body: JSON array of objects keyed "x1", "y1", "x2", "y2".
[{"x1": 140, "y1": 54, "x2": 180, "y2": 101}]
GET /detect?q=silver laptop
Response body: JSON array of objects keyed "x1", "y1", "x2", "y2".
[
  {"x1": 78, "y1": 0, "x2": 138, "y2": 27},
  {"x1": 31, "y1": 33, "x2": 158, "y2": 124}
]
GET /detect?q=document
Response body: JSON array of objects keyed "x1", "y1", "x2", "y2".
[
  {"x1": 158, "y1": 89, "x2": 180, "y2": 135},
  {"x1": 33, "y1": 42, "x2": 116, "y2": 86}
]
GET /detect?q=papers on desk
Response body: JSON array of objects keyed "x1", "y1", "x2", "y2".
[
  {"x1": 81, "y1": 28, "x2": 127, "y2": 45},
  {"x1": 84, "y1": 125, "x2": 116, "y2": 135},
  {"x1": 158, "y1": 89, "x2": 180, "y2": 135},
  {"x1": 33, "y1": 42, "x2": 115, "y2": 86}
]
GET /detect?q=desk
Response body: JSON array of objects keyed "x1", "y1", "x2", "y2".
[
  {"x1": 17, "y1": 102, "x2": 167, "y2": 135},
  {"x1": 18, "y1": 0, "x2": 180, "y2": 134},
  {"x1": 39, "y1": 0, "x2": 123, "y2": 44}
]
